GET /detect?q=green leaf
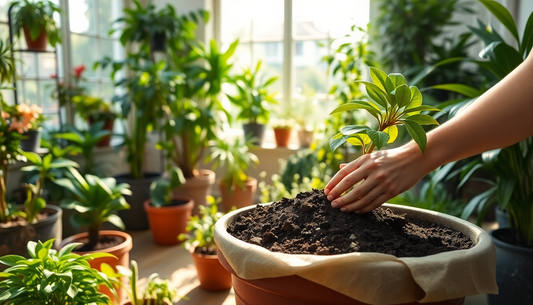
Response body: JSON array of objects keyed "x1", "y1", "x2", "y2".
[
  {"x1": 402, "y1": 120, "x2": 427, "y2": 153},
  {"x1": 383, "y1": 125, "x2": 398, "y2": 144},
  {"x1": 394, "y1": 84, "x2": 411, "y2": 108},
  {"x1": 355, "y1": 80, "x2": 389, "y2": 109},
  {"x1": 431, "y1": 84, "x2": 481, "y2": 98},
  {"x1": 27, "y1": 241, "x2": 37, "y2": 258},
  {"x1": 479, "y1": 0, "x2": 520, "y2": 45},
  {"x1": 58, "y1": 243, "x2": 82, "y2": 258},
  {"x1": 410, "y1": 57, "x2": 464, "y2": 86},
  {"x1": 329, "y1": 133, "x2": 348, "y2": 152},
  {"x1": 21, "y1": 151, "x2": 42, "y2": 165},
  {"x1": 407, "y1": 86, "x2": 422, "y2": 112},
  {"x1": 0, "y1": 255, "x2": 25, "y2": 267},
  {"x1": 330, "y1": 101, "x2": 382, "y2": 120},
  {"x1": 106, "y1": 214, "x2": 125, "y2": 231},
  {"x1": 404, "y1": 114, "x2": 439, "y2": 125},
  {"x1": 461, "y1": 188, "x2": 495, "y2": 220},
  {"x1": 49, "y1": 159, "x2": 79, "y2": 169},
  {"x1": 84, "y1": 252, "x2": 117, "y2": 261},
  {"x1": 340, "y1": 125, "x2": 368, "y2": 136},
  {"x1": 403, "y1": 105, "x2": 441, "y2": 115},
  {"x1": 387, "y1": 73, "x2": 407, "y2": 89},
  {"x1": 170, "y1": 167, "x2": 186, "y2": 189},
  {"x1": 520, "y1": 12, "x2": 533, "y2": 57},
  {"x1": 366, "y1": 129, "x2": 390, "y2": 150},
  {"x1": 369, "y1": 67, "x2": 392, "y2": 94},
  {"x1": 497, "y1": 178, "x2": 515, "y2": 210}
]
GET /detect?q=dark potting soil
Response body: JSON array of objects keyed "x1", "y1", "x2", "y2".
[
  {"x1": 149, "y1": 199, "x2": 189, "y2": 207},
  {"x1": 195, "y1": 245, "x2": 218, "y2": 256},
  {"x1": 75, "y1": 235, "x2": 126, "y2": 252},
  {"x1": 227, "y1": 189, "x2": 473, "y2": 257}
]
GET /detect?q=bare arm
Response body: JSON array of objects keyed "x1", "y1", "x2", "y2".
[{"x1": 324, "y1": 52, "x2": 533, "y2": 213}]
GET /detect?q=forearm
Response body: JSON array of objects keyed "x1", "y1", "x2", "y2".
[{"x1": 418, "y1": 53, "x2": 533, "y2": 171}]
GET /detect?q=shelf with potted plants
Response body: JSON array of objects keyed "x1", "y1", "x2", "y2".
[{"x1": 7, "y1": 0, "x2": 63, "y2": 135}]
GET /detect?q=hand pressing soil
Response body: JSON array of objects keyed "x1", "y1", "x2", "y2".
[{"x1": 227, "y1": 189, "x2": 473, "y2": 257}]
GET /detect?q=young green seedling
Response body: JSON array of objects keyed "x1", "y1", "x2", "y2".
[{"x1": 330, "y1": 67, "x2": 440, "y2": 154}]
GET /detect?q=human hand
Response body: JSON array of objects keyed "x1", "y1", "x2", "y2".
[{"x1": 324, "y1": 143, "x2": 430, "y2": 214}]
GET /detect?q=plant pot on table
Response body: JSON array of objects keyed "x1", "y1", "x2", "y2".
[
  {"x1": 172, "y1": 169, "x2": 215, "y2": 216},
  {"x1": 0, "y1": 205, "x2": 62, "y2": 262},
  {"x1": 23, "y1": 28, "x2": 48, "y2": 51},
  {"x1": 59, "y1": 230, "x2": 133, "y2": 303},
  {"x1": 487, "y1": 228, "x2": 533, "y2": 305},
  {"x1": 298, "y1": 129, "x2": 314, "y2": 148},
  {"x1": 88, "y1": 117, "x2": 115, "y2": 147},
  {"x1": 115, "y1": 172, "x2": 162, "y2": 230},
  {"x1": 144, "y1": 197, "x2": 194, "y2": 245},
  {"x1": 214, "y1": 202, "x2": 498, "y2": 305},
  {"x1": 273, "y1": 127, "x2": 292, "y2": 147},
  {"x1": 242, "y1": 123, "x2": 265, "y2": 146},
  {"x1": 190, "y1": 246, "x2": 232, "y2": 291},
  {"x1": 218, "y1": 177, "x2": 257, "y2": 213},
  {"x1": 20, "y1": 128, "x2": 42, "y2": 152}
]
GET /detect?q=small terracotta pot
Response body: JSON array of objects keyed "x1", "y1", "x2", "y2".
[
  {"x1": 172, "y1": 169, "x2": 216, "y2": 216},
  {"x1": 273, "y1": 127, "x2": 292, "y2": 147},
  {"x1": 218, "y1": 177, "x2": 257, "y2": 213},
  {"x1": 121, "y1": 300, "x2": 171, "y2": 305},
  {"x1": 298, "y1": 129, "x2": 314, "y2": 148},
  {"x1": 88, "y1": 118, "x2": 115, "y2": 147},
  {"x1": 23, "y1": 28, "x2": 48, "y2": 51},
  {"x1": 59, "y1": 230, "x2": 133, "y2": 303},
  {"x1": 144, "y1": 197, "x2": 194, "y2": 245},
  {"x1": 190, "y1": 247, "x2": 232, "y2": 291}
]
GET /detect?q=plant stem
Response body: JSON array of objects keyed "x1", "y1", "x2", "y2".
[
  {"x1": 88, "y1": 225, "x2": 100, "y2": 249},
  {"x1": 0, "y1": 164, "x2": 8, "y2": 223}
]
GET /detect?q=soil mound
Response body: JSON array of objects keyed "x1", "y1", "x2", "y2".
[{"x1": 227, "y1": 189, "x2": 473, "y2": 257}]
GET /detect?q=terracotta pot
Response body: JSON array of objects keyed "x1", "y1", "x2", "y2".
[
  {"x1": 273, "y1": 127, "x2": 292, "y2": 147},
  {"x1": 122, "y1": 300, "x2": 171, "y2": 305},
  {"x1": 298, "y1": 129, "x2": 314, "y2": 148},
  {"x1": 190, "y1": 247, "x2": 232, "y2": 291},
  {"x1": 172, "y1": 169, "x2": 216, "y2": 216},
  {"x1": 59, "y1": 230, "x2": 133, "y2": 303},
  {"x1": 23, "y1": 28, "x2": 48, "y2": 51},
  {"x1": 214, "y1": 203, "x2": 496, "y2": 305},
  {"x1": 218, "y1": 177, "x2": 257, "y2": 213},
  {"x1": 144, "y1": 197, "x2": 194, "y2": 245},
  {"x1": 88, "y1": 118, "x2": 115, "y2": 147}
]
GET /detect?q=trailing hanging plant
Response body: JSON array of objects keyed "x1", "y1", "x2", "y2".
[{"x1": 330, "y1": 66, "x2": 440, "y2": 154}]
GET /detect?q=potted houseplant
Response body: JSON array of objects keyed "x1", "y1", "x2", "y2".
[
  {"x1": 145, "y1": 167, "x2": 194, "y2": 245},
  {"x1": 56, "y1": 167, "x2": 133, "y2": 302},
  {"x1": 10, "y1": 0, "x2": 62, "y2": 51},
  {"x1": 428, "y1": 2, "x2": 533, "y2": 304},
  {"x1": 72, "y1": 95, "x2": 117, "y2": 147},
  {"x1": 214, "y1": 67, "x2": 498, "y2": 304},
  {"x1": 226, "y1": 60, "x2": 279, "y2": 146},
  {"x1": 13, "y1": 103, "x2": 45, "y2": 152},
  {"x1": 206, "y1": 137, "x2": 259, "y2": 212},
  {"x1": 178, "y1": 196, "x2": 232, "y2": 291},
  {"x1": 102, "y1": 260, "x2": 186, "y2": 305},
  {"x1": 272, "y1": 120, "x2": 295, "y2": 148},
  {"x1": 51, "y1": 64, "x2": 87, "y2": 109},
  {"x1": 158, "y1": 38, "x2": 239, "y2": 215},
  {"x1": 0, "y1": 239, "x2": 119, "y2": 304}
]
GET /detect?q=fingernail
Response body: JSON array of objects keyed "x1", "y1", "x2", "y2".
[
  {"x1": 340, "y1": 207, "x2": 347, "y2": 212},
  {"x1": 331, "y1": 201, "x2": 338, "y2": 208},
  {"x1": 327, "y1": 195, "x2": 333, "y2": 201},
  {"x1": 324, "y1": 188, "x2": 330, "y2": 195}
]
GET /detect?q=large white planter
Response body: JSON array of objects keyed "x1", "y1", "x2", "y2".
[{"x1": 214, "y1": 203, "x2": 498, "y2": 305}]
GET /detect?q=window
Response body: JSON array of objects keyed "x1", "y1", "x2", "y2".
[
  {"x1": 0, "y1": 0, "x2": 124, "y2": 131},
  {"x1": 219, "y1": 0, "x2": 370, "y2": 125}
]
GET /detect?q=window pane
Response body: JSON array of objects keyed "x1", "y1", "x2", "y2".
[
  {"x1": 228, "y1": 42, "x2": 252, "y2": 74},
  {"x1": 39, "y1": 80, "x2": 58, "y2": 114},
  {"x1": 69, "y1": 0, "x2": 96, "y2": 34},
  {"x1": 0, "y1": 0, "x2": 9, "y2": 22},
  {"x1": 253, "y1": 42, "x2": 283, "y2": 93},
  {"x1": 98, "y1": 0, "x2": 122, "y2": 36},
  {"x1": 100, "y1": 38, "x2": 123, "y2": 78},
  {"x1": 0, "y1": 25, "x2": 8, "y2": 40},
  {"x1": 19, "y1": 80, "x2": 38, "y2": 106},
  {"x1": 293, "y1": 0, "x2": 328, "y2": 39},
  {"x1": 17, "y1": 53, "x2": 36, "y2": 78},
  {"x1": 80, "y1": 82, "x2": 99, "y2": 97},
  {"x1": 329, "y1": 0, "x2": 369, "y2": 38},
  {"x1": 37, "y1": 53, "x2": 57, "y2": 78},
  {"x1": 71, "y1": 34, "x2": 97, "y2": 78},
  {"x1": 221, "y1": 0, "x2": 252, "y2": 43},
  {"x1": 294, "y1": 40, "x2": 328, "y2": 94},
  {"x1": 251, "y1": 0, "x2": 284, "y2": 41}
]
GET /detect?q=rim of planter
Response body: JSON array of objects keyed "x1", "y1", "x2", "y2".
[
  {"x1": 214, "y1": 202, "x2": 498, "y2": 304},
  {"x1": 59, "y1": 230, "x2": 133, "y2": 255},
  {"x1": 143, "y1": 196, "x2": 194, "y2": 214},
  {"x1": 490, "y1": 228, "x2": 533, "y2": 255},
  {"x1": 0, "y1": 205, "x2": 62, "y2": 233}
]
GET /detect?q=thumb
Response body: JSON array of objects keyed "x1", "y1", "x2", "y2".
[{"x1": 340, "y1": 163, "x2": 347, "y2": 169}]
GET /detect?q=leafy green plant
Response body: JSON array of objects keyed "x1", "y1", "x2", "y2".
[
  {"x1": 102, "y1": 260, "x2": 185, "y2": 305},
  {"x1": 149, "y1": 167, "x2": 185, "y2": 208},
  {"x1": 0, "y1": 39, "x2": 16, "y2": 85},
  {"x1": 20, "y1": 151, "x2": 78, "y2": 223},
  {"x1": 0, "y1": 239, "x2": 118, "y2": 304},
  {"x1": 329, "y1": 67, "x2": 440, "y2": 154},
  {"x1": 430, "y1": 1, "x2": 533, "y2": 248},
  {"x1": 206, "y1": 137, "x2": 259, "y2": 192},
  {"x1": 178, "y1": 196, "x2": 224, "y2": 254},
  {"x1": 55, "y1": 123, "x2": 112, "y2": 176},
  {"x1": 72, "y1": 95, "x2": 117, "y2": 123},
  {"x1": 226, "y1": 60, "x2": 279, "y2": 125},
  {"x1": 11, "y1": 0, "x2": 62, "y2": 47},
  {"x1": 55, "y1": 167, "x2": 131, "y2": 249}
]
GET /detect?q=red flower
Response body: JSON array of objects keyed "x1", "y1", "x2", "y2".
[
  {"x1": 50, "y1": 73, "x2": 57, "y2": 79},
  {"x1": 73, "y1": 65, "x2": 86, "y2": 78}
]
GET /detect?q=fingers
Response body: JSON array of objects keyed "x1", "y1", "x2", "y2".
[
  {"x1": 324, "y1": 157, "x2": 366, "y2": 197},
  {"x1": 330, "y1": 179, "x2": 376, "y2": 209},
  {"x1": 336, "y1": 187, "x2": 388, "y2": 213}
]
